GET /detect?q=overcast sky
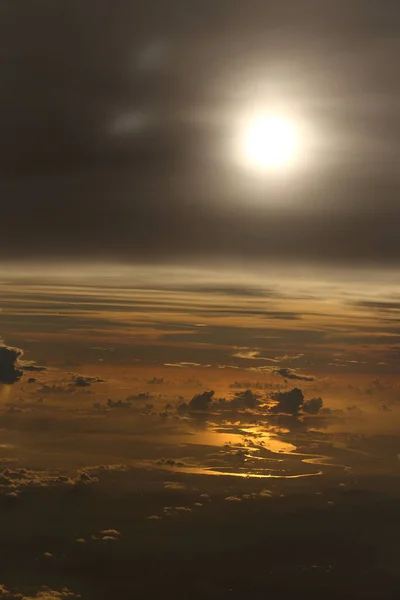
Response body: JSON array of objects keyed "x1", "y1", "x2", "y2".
[{"x1": 1, "y1": 0, "x2": 400, "y2": 264}]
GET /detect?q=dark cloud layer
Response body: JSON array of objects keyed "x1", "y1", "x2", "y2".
[{"x1": 1, "y1": 0, "x2": 400, "y2": 264}]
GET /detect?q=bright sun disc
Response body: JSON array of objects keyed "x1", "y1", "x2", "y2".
[{"x1": 243, "y1": 115, "x2": 298, "y2": 170}]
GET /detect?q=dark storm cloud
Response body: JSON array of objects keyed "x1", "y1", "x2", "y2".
[{"x1": 1, "y1": 0, "x2": 400, "y2": 263}]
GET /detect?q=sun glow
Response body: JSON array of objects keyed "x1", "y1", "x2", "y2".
[{"x1": 242, "y1": 114, "x2": 299, "y2": 170}]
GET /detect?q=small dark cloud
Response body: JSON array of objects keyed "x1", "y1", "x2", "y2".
[
  {"x1": 273, "y1": 368, "x2": 314, "y2": 382},
  {"x1": 37, "y1": 383, "x2": 76, "y2": 395},
  {"x1": 270, "y1": 388, "x2": 324, "y2": 415},
  {"x1": 155, "y1": 458, "x2": 185, "y2": 467},
  {"x1": 147, "y1": 377, "x2": 164, "y2": 384},
  {"x1": 188, "y1": 390, "x2": 215, "y2": 411},
  {"x1": 75, "y1": 470, "x2": 99, "y2": 486},
  {"x1": 347, "y1": 405, "x2": 363, "y2": 414},
  {"x1": 73, "y1": 374, "x2": 105, "y2": 387},
  {"x1": 354, "y1": 300, "x2": 400, "y2": 311},
  {"x1": 126, "y1": 392, "x2": 153, "y2": 401},
  {"x1": 164, "y1": 481, "x2": 186, "y2": 490},
  {"x1": 270, "y1": 388, "x2": 305, "y2": 415},
  {"x1": 210, "y1": 309, "x2": 300, "y2": 319},
  {"x1": 0, "y1": 467, "x2": 74, "y2": 493},
  {"x1": 106, "y1": 398, "x2": 133, "y2": 409},
  {"x1": 172, "y1": 284, "x2": 270, "y2": 297},
  {"x1": 227, "y1": 389, "x2": 261, "y2": 410},
  {"x1": 230, "y1": 381, "x2": 282, "y2": 391},
  {"x1": 364, "y1": 379, "x2": 392, "y2": 394},
  {"x1": 38, "y1": 374, "x2": 105, "y2": 394},
  {"x1": 303, "y1": 397, "x2": 324, "y2": 414},
  {"x1": 179, "y1": 388, "x2": 263, "y2": 415},
  {"x1": 98, "y1": 397, "x2": 154, "y2": 413},
  {"x1": 0, "y1": 345, "x2": 23, "y2": 385},
  {"x1": 233, "y1": 349, "x2": 262, "y2": 360},
  {"x1": 20, "y1": 363, "x2": 47, "y2": 372},
  {"x1": 5, "y1": 406, "x2": 26, "y2": 414},
  {"x1": 163, "y1": 506, "x2": 192, "y2": 516}
]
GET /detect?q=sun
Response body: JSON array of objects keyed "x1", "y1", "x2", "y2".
[{"x1": 242, "y1": 115, "x2": 299, "y2": 170}]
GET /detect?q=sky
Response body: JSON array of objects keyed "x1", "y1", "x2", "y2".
[
  {"x1": 1, "y1": 2, "x2": 400, "y2": 599},
  {"x1": 2, "y1": 0, "x2": 400, "y2": 263}
]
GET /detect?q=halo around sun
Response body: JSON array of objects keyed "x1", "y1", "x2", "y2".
[{"x1": 239, "y1": 114, "x2": 299, "y2": 171}]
